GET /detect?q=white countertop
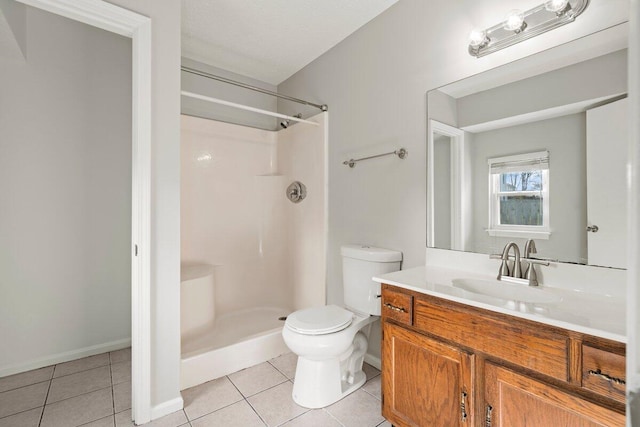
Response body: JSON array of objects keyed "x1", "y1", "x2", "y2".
[{"x1": 373, "y1": 266, "x2": 626, "y2": 343}]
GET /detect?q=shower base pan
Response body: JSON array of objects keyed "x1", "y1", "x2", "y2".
[{"x1": 180, "y1": 306, "x2": 291, "y2": 390}]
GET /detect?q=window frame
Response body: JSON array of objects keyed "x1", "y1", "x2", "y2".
[{"x1": 487, "y1": 151, "x2": 551, "y2": 239}]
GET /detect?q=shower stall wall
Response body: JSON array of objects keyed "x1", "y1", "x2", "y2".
[{"x1": 180, "y1": 112, "x2": 327, "y2": 389}]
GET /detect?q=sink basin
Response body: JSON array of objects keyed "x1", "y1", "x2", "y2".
[{"x1": 452, "y1": 278, "x2": 562, "y2": 304}]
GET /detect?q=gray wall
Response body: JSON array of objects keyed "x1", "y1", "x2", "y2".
[
  {"x1": 469, "y1": 114, "x2": 587, "y2": 262},
  {"x1": 457, "y1": 49, "x2": 627, "y2": 128},
  {"x1": 277, "y1": 0, "x2": 628, "y2": 362},
  {"x1": 433, "y1": 136, "x2": 452, "y2": 249},
  {"x1": 0, "y1": 7, "x2": 131, "y2": 373},
  {"x1": 181, "y1": 58, "x2": 278, "y2": 130}
]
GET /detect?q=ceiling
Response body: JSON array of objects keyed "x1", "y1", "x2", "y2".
[{"x1": 181, "y1": 0, "x2": 398, "y2": 86}]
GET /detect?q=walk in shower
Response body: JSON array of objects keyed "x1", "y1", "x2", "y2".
[{"x1": 179, "y1": 72, "x2": 327, "y2": 388}]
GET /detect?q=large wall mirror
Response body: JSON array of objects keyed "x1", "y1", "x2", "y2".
[{"x1": 427, "y1": 24, "x2": 628, "y2": 269}]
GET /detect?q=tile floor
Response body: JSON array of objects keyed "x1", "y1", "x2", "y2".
[
  {"x1": 0, "y1": 348, "x2": 131, "y2": 427},
  {"x1": 0, "y1": 349, "x2": 391, "y2": 427}
]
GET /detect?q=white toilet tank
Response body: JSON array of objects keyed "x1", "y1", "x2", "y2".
[{"x1": 341, "y1": 245, "x2": 402, "y2": 316}]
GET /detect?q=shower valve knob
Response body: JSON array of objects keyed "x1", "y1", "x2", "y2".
[{"x1": 286, "y1": 181, "x2": 306, "y2": 203}]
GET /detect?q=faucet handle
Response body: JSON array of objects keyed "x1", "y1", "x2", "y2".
[
  {"x1": 522, "y1": 258, "x2": 550, "y2": 266},
  {"x1": 524, "y1": 239, "x2": 537, "y2": 256}
]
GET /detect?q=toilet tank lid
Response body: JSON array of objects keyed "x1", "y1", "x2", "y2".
[{"x1": 341, "y1": 245, "x2": 402, "y2": 262}]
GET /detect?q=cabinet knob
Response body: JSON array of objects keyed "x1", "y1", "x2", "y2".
[{"x1": 586, "y1": 225, "x2": 599, "y2": 233}]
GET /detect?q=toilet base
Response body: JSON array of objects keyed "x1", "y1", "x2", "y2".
[
  {"x1": 291, "y1": 357, "x2": 367, "y2": 408},
  {"x1": 291, "y1": 331, "x2": 369, "y2": 408}
]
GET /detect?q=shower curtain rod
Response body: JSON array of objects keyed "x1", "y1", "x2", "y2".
[
  {"x1": 181, "y1": 91, "x2": 320, "y2": 126},
  {"x1": 181, "y1": 66, "x2": 328, "y2": 112}
]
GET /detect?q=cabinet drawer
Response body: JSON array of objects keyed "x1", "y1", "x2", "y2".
[
  {"x1": 414, "y1": 296, "x2": 569, "y2": 380},
  {"x1": 381, "y1": 288, "x2": 412, "y2": 326},
  {"x1": 582, "y1": 345, "x2": 625, "y2": 403}
]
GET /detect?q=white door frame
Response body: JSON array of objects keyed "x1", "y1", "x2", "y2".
[
  {"x1": 15, "y1": 0, "x2": 152, "y2": 423},
  {"x1": 427, "y1": 119, "x2": 466, "y2": 250},
  {"x1": 628, "y1": 0, "x2": 640, "y2": 424}
]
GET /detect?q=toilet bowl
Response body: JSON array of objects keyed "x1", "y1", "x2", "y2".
[
  {"x1": 282, "y1": 306, "x2": 376, "y2": 408},
  {"x1": 282, "y1": 245, "x2": 402, "y2": 408}
]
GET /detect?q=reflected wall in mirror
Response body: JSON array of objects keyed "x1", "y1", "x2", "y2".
[{"x1": 427, "y1": 38, "x2": 628, "y2": 269}]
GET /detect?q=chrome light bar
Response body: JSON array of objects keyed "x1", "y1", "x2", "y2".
[{"x1": 468, "y1": 0, "x2": 590, "y2": 58}]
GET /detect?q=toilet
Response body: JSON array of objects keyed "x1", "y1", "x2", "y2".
[{"x1": 282, "y1": 244, "x2": 402, "y2": 408}]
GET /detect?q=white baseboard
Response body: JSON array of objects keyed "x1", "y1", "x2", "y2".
[
  {"x1": 0, "y1": 338, "x2": 131, "y2": 377},
  {"x1": 151, "y1": 396, "x2": 184, "y2": 420},
  {"x1": 364, "y1": 353, "x2": 381, "y2": 371}
]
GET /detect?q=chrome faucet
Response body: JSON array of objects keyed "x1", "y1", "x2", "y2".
[
  {"x1": 497, "y1": 242, "x2": 521, "y2": 280},
  {"x1": 492, "y1": 240, "x2": 550, "y2": 286}
]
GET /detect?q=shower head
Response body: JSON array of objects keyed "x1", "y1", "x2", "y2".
[{"x1": 280, "y1": 113, "x2": 302, "y2": 129}]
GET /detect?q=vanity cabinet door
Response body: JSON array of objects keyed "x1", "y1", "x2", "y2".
[
  {"x1": 484, "y1": 362, "x2": 624, "y2": 427},
  {"x1": 382, "y1": 321, "x2": 473, "y2": 427}
]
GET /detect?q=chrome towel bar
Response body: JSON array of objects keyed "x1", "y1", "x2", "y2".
[{"x1": 343, "y1": 148, "x2": 407, "y2": 168}]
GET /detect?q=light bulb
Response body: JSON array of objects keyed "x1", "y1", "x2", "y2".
[
  {"x1": 504, "y1": 9, "x2": 526, "y2": 32},
  {"x1": 469, "y1": 29, "x2": 489, "y2": 48},
  {"x1": 545, "y1": 0, "x2": 570, "y2": 12}
]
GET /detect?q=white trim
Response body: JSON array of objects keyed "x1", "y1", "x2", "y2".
[
  {"x1": 151, "y1": 397, "x2": 185, "y2": 421},
  {"x1": 14, "y1": 0, "x2": 153, "y2": 424},
  {"x1": 322, "y1": 112, "x2": 330, "y2": 306},
  {"x1": 16, "y1": 0, "x2": 147, "y2": 37},
  {"x1": 0, "y1": 338, "x2": 131, "y2": 378},
  {"x1": 628, "y1": 0, "x2": 640, "y2": 421},
  {"x1": 131, "y1": 17, "x2": 153, "y2": 425},
  {"x1": 486, "y1": 229, "x2": 551, "y2": 239},
  {"x1": 181, "y1": 91, "x2": 320, "y2": 126},
  {"x1": 427, "y1": 119, "x2": 466, "y2": 251}
]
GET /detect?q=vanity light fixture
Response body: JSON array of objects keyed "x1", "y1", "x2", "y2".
[{"x1": 468, "y1": 0, "x2": 589, "y2": 58}]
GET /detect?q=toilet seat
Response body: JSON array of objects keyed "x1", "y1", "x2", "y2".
[{"x1": 285, "y1": 305, "x2": 353, "y2": 335}]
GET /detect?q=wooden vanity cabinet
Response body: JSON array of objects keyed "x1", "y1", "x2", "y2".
[
  {"x1": 484, "y1": 362, "x2": 624, "y2": 426},
  {"x1": 382, "y1": 321, "x2": 474, "y2": 426},
  {"x1": 380, "y1": 284, "x2": 626, "y2": 427}
]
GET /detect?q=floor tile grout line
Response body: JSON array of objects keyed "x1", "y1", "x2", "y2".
[
  {"x1": 37, "y1": 378, "x2": 53, "y2": 427},
  {"x1": 1, "y1": 351, "x2": 130, "y2": 386},
  {"x1": 254, "y1": 378, "x2": 294, "y2": 401},
  {"x1": 234, "y1": 378, "x2": 290, "y2": 400},
  {"x1": 223, "y1": 375, "x2": 269, "y2": 427},
  {"x1": 52, "y1": 362, "x2": 112, "y2": 381},
  {"x1": 361, "y1": 387, "x2": 381, "y2": 401},
  {"x1": 0, "y1": 404, "x2": 44, "y2": 422},
  {"x1": 322, "y1": 407, "x2": 347, "y2": 427},
  {"x1": 42, "y1": 384, "x2": 114, "y2": 407},
  {"x1": 243, "y1": 396, "x2": 269, "y2": 427},
  {"x1": 266, "y1": 359, "x2": 295, "y2": 381},
  {"x1": 272, "y1": 407, "x2": 312, "y2": 427},
  {"x1": 183, "y1": 395, "x2": 245, "y2": 423},
  {"x1": 110, "y1": 363, "x2": 116, "y2": 417},
  {"x1": 77, "y1": 413, "x2": 115, "y2": 427},
  {"x1": 0, "y1": 378, "x2": 53, "y2": 395}
]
